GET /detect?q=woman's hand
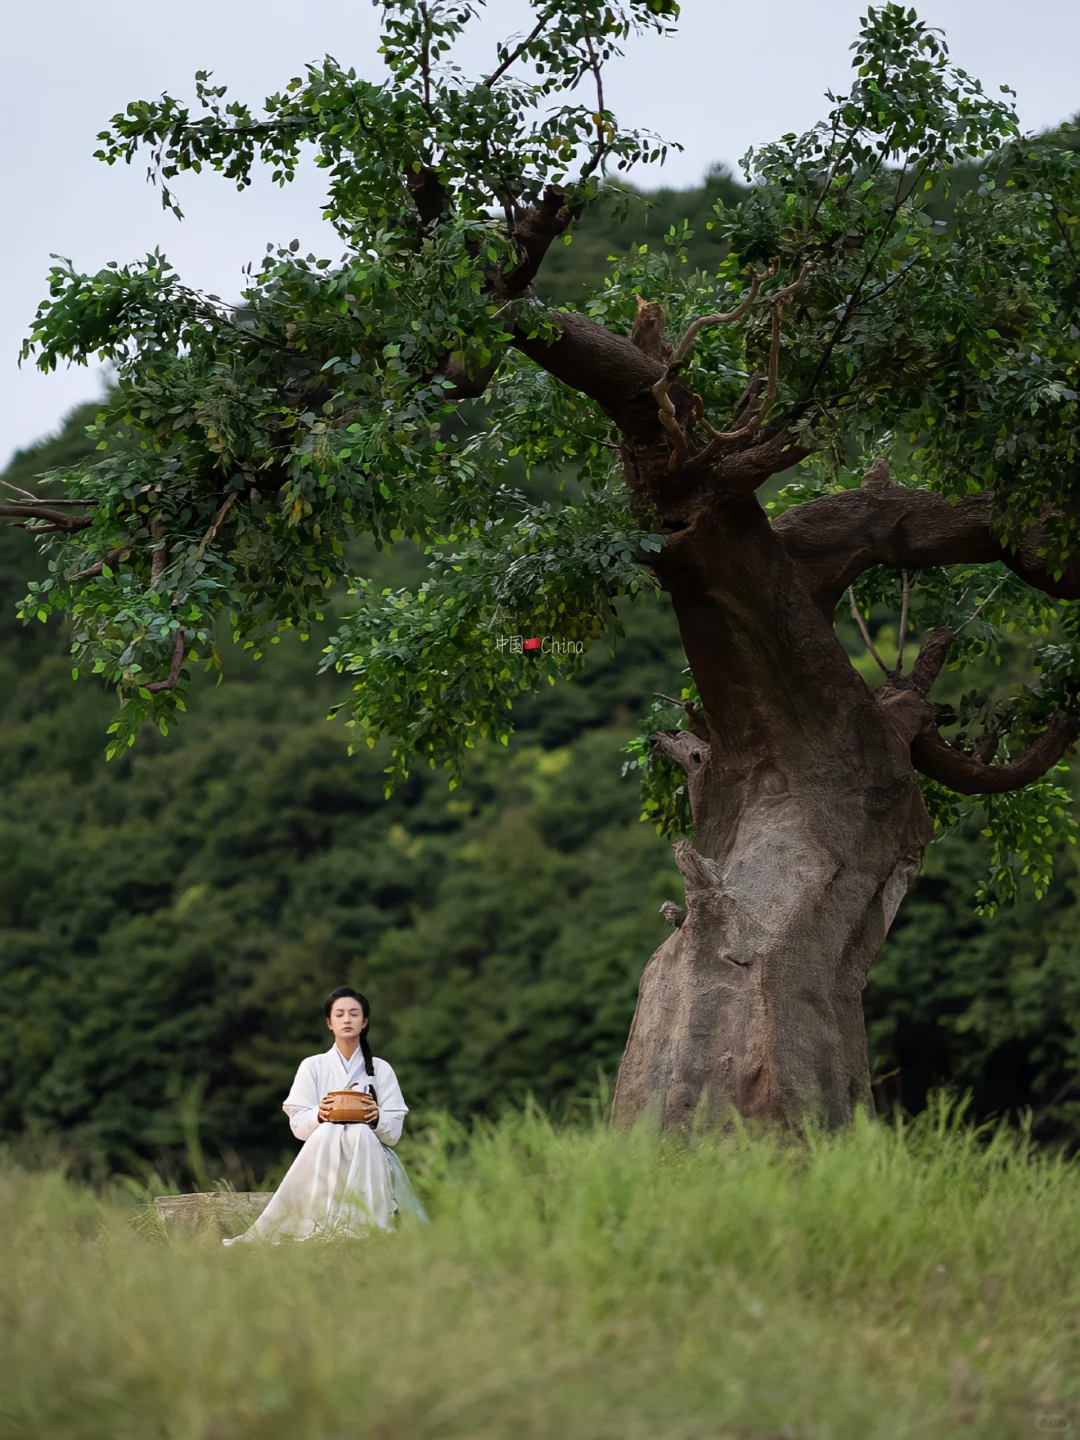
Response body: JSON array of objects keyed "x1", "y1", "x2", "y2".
[
  {"x1": 353, "y1": 1094, "x2": 379, "y2": 1126},
  {"x1": 317, "y1": 1094, "x2": 335, "y2": 1123}
]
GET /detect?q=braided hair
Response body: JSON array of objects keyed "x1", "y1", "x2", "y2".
[{"x1": 324, "y1": 986, "x2": 377, "y2": 1105}]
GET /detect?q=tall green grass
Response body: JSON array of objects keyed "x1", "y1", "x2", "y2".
[{"x1": 1, "y1": 1096, "x2": 1077, "y2": 1439}]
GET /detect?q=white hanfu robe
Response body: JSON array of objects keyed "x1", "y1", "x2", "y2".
[{"x1": 224, "y1": 1044, "x2": 420, "y2": 1245}]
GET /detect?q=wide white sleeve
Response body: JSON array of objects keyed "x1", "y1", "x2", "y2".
[
  {"x1": 372, "y1": 1059, "x2": 409, "y2": 1148},
  {"x1": 282, "y1": 1057, "x2": 322, "y2": 1143}
]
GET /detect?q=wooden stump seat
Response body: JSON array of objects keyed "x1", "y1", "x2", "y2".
[{"x1": 153, "y1": 1191, "x2": 274, "y2": 1234}]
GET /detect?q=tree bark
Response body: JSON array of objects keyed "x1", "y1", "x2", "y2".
[
  {"x1": 611, "y1": 498, "x2": 935, "y2": 1130},
  {"x1": 611, "y1": 765, "x2": 928, "y2": 1130}
]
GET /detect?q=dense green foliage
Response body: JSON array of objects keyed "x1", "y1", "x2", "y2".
[
  {"x1": 3, "y1": 1104, "x2": 1079, "y2": 1438},
  {"x1": 19, "y1": 0, "x2": 684, "y2": 761}
]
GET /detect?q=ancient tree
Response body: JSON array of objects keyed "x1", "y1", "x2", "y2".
[{"x1": 13, "y1": 2, "x2": 1080, "y2": 1127}]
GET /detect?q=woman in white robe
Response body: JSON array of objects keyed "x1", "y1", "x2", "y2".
[{"x1": 224, "y1": 987, "x2": 426, "y2": 1245}]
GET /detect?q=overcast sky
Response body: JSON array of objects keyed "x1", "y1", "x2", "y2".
[{"x1": 3, "y1": 0, "x2": 1078, "y2": 469}]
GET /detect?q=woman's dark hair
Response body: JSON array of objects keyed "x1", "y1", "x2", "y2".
[{"x1": 324, "y1": 987, "x2": 376, "y2": 1094}]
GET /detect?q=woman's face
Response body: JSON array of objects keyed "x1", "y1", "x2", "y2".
[{"x1": 327, "y1": 997, "x2": 367, "y2": 1044}]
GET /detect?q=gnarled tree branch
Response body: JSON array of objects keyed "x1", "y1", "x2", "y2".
[
  {"x1": 72, "y1": 545, "x2": 131, "y2": 583},
  {"x1": 497, "y1": 184, "x2": 580, "y2": 298},
  {"x1": 848, "y1": 588, "x2": 892, "y2": 677},
  {"x1": 668, "y1": 266, "x2": 775, "y2": 371},
  {"x1": 773, "y1": 469, "x2": 1080, "y2": 613},
  {"x1": 672, "y1": 838, "x2": 724, "y2": 893},
  {"x1": 659, "y1": 900, "x2": 687, "y2": 928},
  {"x1": 483, "y1": 17, "x2": 549, "y2": 87},
  {"x1": 911, "y1": 711, "x2": 1078, "y2": 794},
  {"x1": 680, "y1": 262, "x2": 815, "y2": 482},
  {"x1": 649, "y1": 264, "x2": 776, "y2": 476},
  {"x1": 512, "y1": 309, "x2": 665, "y2": 438},
  {"x1": 651, "y1": 728, "x2": 711, "y2": 772},
  {"x1": 906, "y1": 624, "x2": 956, "y2": 698},
  {"x1": 144, "y1": 629, "x2": 187, "y2": 694},
  {"x1": 1, "y1": 481, "x2": 97, "y2": 507},
  {"x1": 434, "y1": 185, "x2": 648, "y2": 408},
  {"x1": 895, "y1": 570, "x2": 910, "y2": 674},
  {"x1": 0, "y1": 504, "x2": 94, "y2": 534}
]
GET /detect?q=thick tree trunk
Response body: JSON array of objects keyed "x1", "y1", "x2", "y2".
[
  {"x1": 612, "y1": 498, "x2": 935, "y2": 1130},
  {"x1": 611, "y1": 763, "x2": 928, "y2": 1129}
]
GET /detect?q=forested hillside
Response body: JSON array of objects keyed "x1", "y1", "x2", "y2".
[{"x1": 2, "y1": 169, "x2": 1079, "y2": 1183}]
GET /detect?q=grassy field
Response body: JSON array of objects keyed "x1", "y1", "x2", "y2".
[{"x1": 1, "y1": 1097, "x2": 1078, "y2": 1440}]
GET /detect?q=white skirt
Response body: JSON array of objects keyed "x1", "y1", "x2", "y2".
[{"x1": 223, "y1": 1121, "x2": 398, "y2": 1245}]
